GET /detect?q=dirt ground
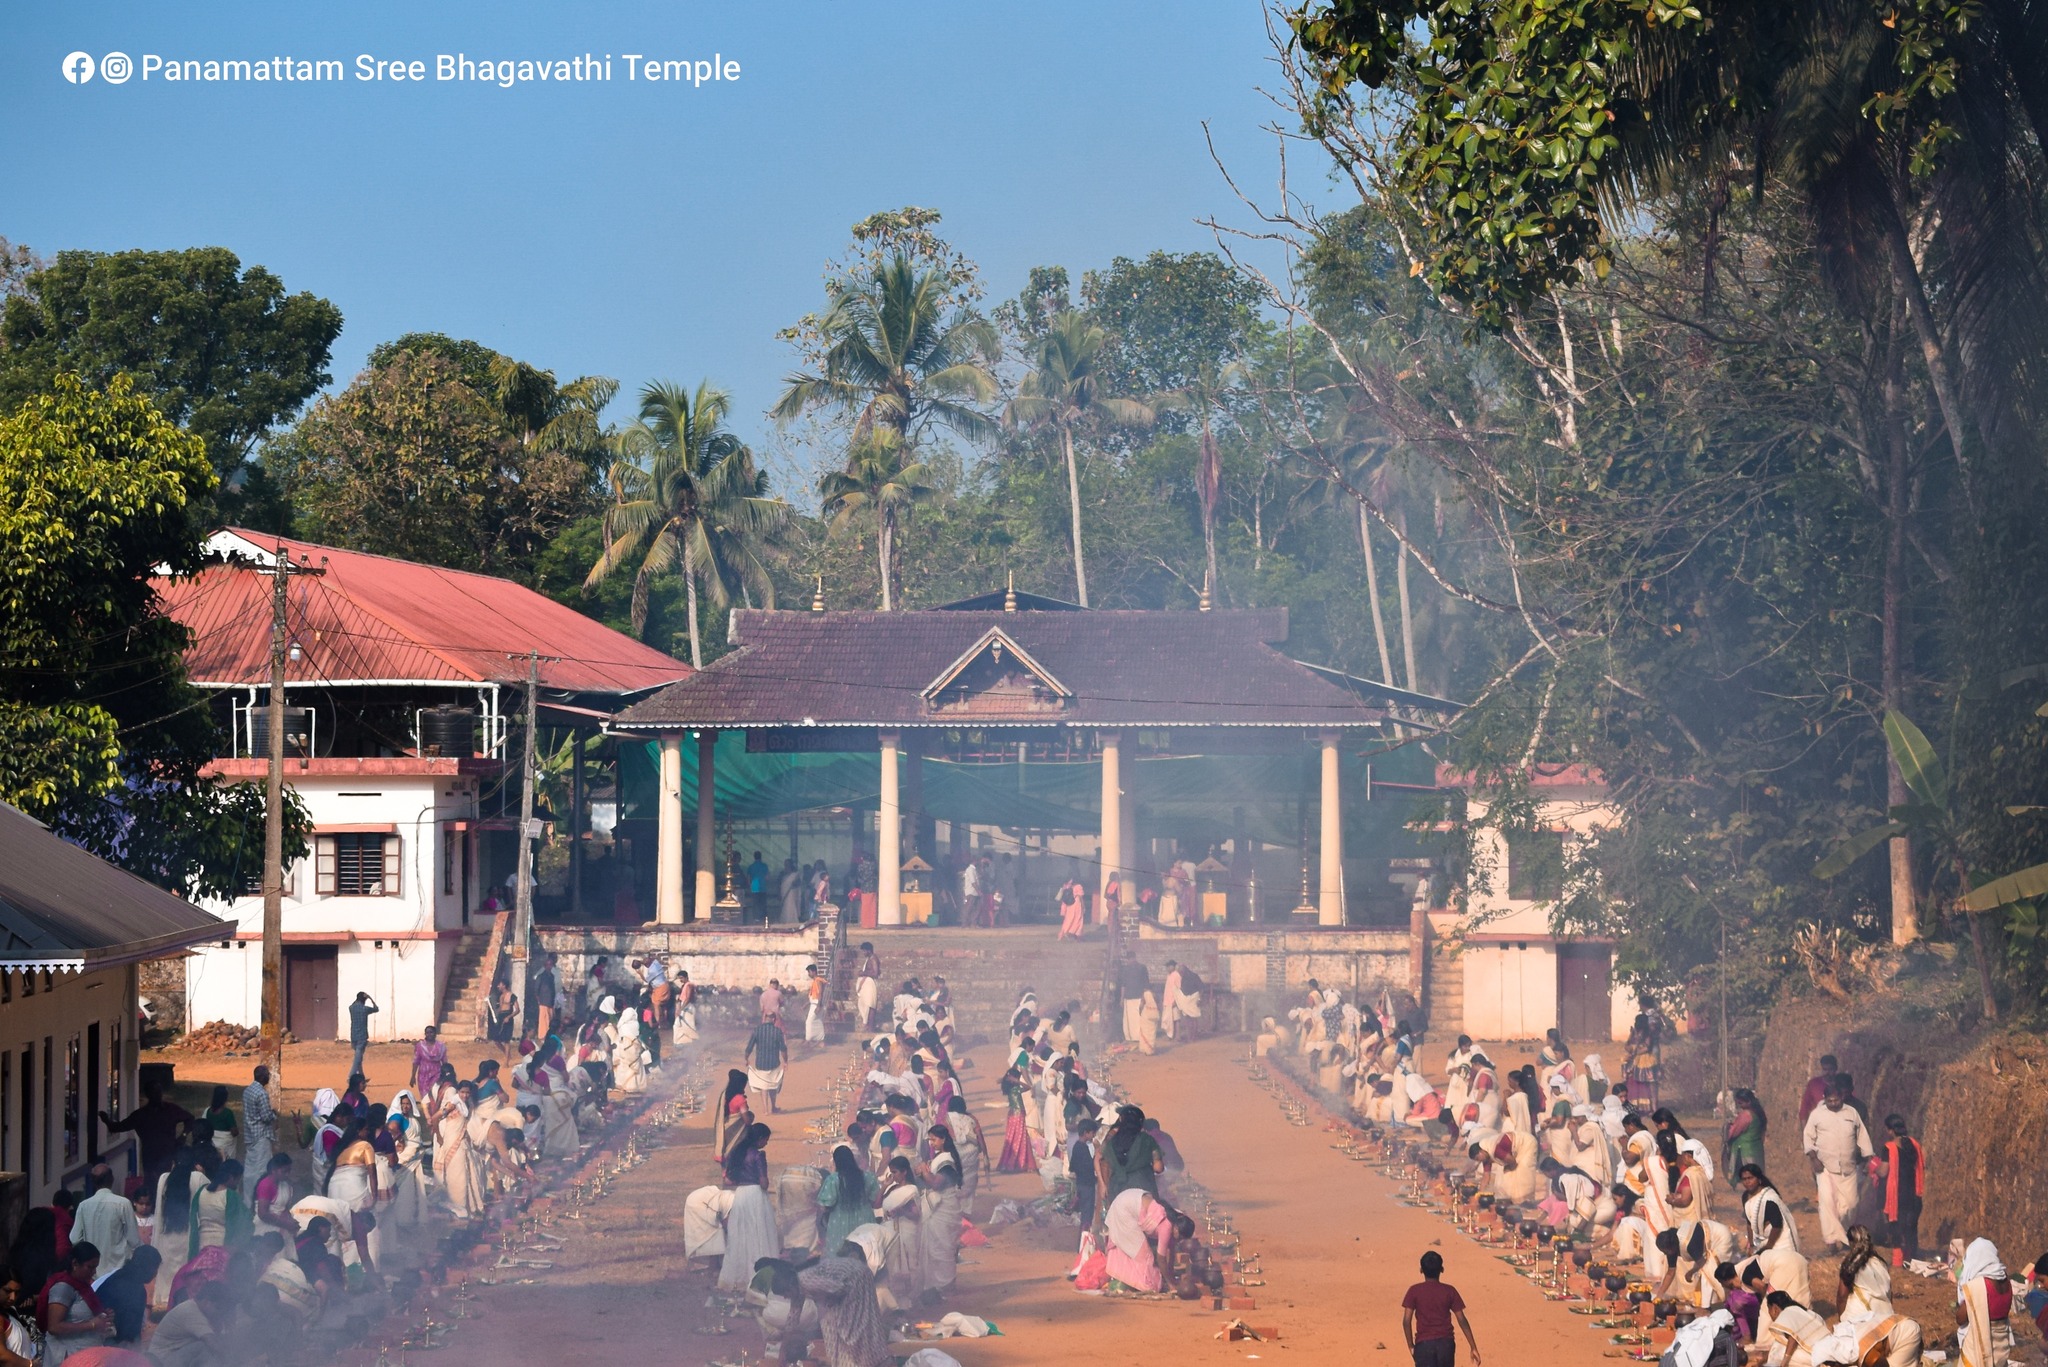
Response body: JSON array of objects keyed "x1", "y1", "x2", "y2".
[
  {"x1": 146, "y1": 1025, "x2": 2040, "y2": 1366},
  {"x1": 255, "y1": 1027, "x2": 1605, "y2": 1367}
]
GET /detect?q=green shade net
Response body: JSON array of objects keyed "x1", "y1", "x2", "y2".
[{"x1": 619, "y1": 731, "x2": 1438, "y2": 855}]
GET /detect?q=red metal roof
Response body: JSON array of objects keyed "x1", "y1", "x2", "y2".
[{"x1": 156, "y1": 530, "x2": 691, "y2": 696}]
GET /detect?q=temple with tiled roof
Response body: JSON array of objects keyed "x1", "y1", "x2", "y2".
[{"x1": 609, "y1": 583, "x2": 1457, "y2": 929}]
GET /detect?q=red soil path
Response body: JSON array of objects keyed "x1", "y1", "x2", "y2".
[{"x1": 277, "y1": 1030, "x2": 1600, "y2": 1367}]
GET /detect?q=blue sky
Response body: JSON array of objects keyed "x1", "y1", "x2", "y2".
[{"x1": 4, "y1": 1, "x2": 1303, "y2": 456}]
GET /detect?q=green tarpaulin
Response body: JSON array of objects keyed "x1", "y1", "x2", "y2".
[{"x1": 619, "y1": 732, "x2": 1437, "y2": 852}]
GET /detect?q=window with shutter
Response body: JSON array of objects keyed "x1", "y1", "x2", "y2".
[
  {"x1": 242, "y1": 861, "x2": 296, "y2": 899},
  {"x1": 322, "y1": 834, "x2": 395, "y2": 896},
  {"x1": 316, "y1": 837, "x2": 337, "y2": 895}
]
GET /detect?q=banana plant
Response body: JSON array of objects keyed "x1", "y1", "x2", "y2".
[
  {"x1": 1957, "y1": 673, "x2": 2048, "y2": 975},
  {"x1": 534, "y1": 732, "x2": 604, "y2": 824},
  {"x1": 1815, "y1": 711, "x2": 2003, "y2": 1020}
]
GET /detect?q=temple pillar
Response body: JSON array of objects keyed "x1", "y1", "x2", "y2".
[
  {"x1": 1319, "y1": 731, "x2": 1345, "y2": 926},
  {"x1": 1099, "y1": 730, "x2": 1122, "y2": 913},
  {"x1": 656, "y1": 733, "x2": 685, "y2": 924},
  {"x1": 879, "y1": 730, "x2": 903, "y2": 926},
  {"x1": 693, "y1": 730, "x2": 718, "y2": 921}
]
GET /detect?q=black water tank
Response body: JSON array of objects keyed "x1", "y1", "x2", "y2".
[
  {"x1": 252, "y1": 706, "x2": 314, "y2": 757},
  {"x1": 420, "y1": 706, "x2": 478, "y2": 757}
]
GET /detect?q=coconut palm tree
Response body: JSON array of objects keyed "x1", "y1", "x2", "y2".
[
  {"x1": 1004, "y1": 311, "x2": 1156, "y2": 607},
  {"x1": 772, "y1": 254, "x2": 1000, "y2": 446},
  {"x1": 818, "y1": 429, "x2": 934, "y2": 612},
  {"x1": 585, "y1": 381, "x2": 788, "y2": 666}
]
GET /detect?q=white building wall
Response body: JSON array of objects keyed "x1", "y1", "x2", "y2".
[
  {"x1": 1462, "y1": 943, "x2": 1561, "y2": 1039},
  {"x1": 187, "y1": 768, "x2": 482, "y2": 1041},
  {"x1": 1448, "y1": 786, "x2": 1624, "y2": 1042},
  {"x1": 1609, "y1": 980, "x2": 1643, "y2": 1042},
  {"x1": 0, "y1": 965, "x2": 141, "y2": 1203}
]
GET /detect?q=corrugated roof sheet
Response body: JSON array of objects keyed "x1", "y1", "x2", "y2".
[
  {"x1": 156, "y1": 530, "x2": 691, "y2": 697},
  {"x1": 611, "y1": 608, "x2": 1388, "y2": 729},
  {"x1": 0, "y1": 803, "x2": 226, "y2": 968}
]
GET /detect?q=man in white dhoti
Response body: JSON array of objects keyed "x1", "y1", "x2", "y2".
[
  {"x1": 72, "y1": 1166, "x2": 140, "y2": 1277},
  {"x1": 746, "y1": 1013, "x2": 789, "y2": 1114},
  {"x1": 1800, "y1": 1080, "x2": 1873, "y2": 1252},
  {"x1": 805, "y1": 964, "x2": 827, "y2": 1044},
  {"x1": 854, "y1": 943, "x2": 881, "y2": 1030},
  {"x1": 241, "y1": 1066, "x2": 276, "y2": 1203}
]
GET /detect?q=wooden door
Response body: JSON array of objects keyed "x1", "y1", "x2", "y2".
[
  {"x1": 285, "y1": 948, "x2": 338, "y2": 1040},
  {"x1": 1557, "y1": 943, "x2": 1611, "y2": 1043}
]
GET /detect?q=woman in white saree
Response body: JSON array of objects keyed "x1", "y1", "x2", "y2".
[{"x1": 431, "y1": 1075, "x2": 485, "y2": 1219}]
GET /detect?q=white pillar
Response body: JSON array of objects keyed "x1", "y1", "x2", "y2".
[
  {"x1": 693, "y1": 730, "x2": 717, "y2": 921},
  {"x1": 879, "y1": 731, "x2": 903, "y2": 926},
  {"x1": 1319, "y1": 731, "x2": 1345, "y2": 926},
  {"x1": 655, "y1": 734, "x2": 685, "y2": 925},
  {"x1": 1099, "y1": 731, "x2": 1122, "y2": 912}
]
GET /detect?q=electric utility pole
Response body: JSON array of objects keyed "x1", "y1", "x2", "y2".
[
  {"x1": 507, "y1": 651, "x2": 558, "y2": 1031},
  {"x1": 260, "y1": 547, "x2": 322, "y2": 1097}
]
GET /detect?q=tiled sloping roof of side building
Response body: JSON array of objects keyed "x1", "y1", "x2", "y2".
[
  {"x1": 0, "y1": 803, "x2": 227, "y2": 969},
  {"x1": 154, "y1": 530, "x2": 692, "y2": 697},
  {"x1": 610, "y1": 607, "x2": 1390, "y2": 729}
]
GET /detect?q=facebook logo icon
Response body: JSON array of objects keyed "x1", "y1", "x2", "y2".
[{"x1": 62, "y1": 51, "x2": 96, "y2": 83}]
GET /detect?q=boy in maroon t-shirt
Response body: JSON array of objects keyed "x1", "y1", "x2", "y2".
[{"x1": 1401, "y1": 1251, "x2": 1482, "y2": 1367}]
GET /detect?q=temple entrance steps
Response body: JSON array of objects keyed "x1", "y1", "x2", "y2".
[
  {"x1": 437, "y1": 914, "x2": 507, "y2": 1040},
  {"x1": 830, "y1": 926, "x2": 1110, "y2": 1041}
]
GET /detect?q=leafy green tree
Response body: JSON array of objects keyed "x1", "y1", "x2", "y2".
[
  {"x1": 994, "y1": 265, "x2": 1075, "y2": 343},
  {"x1": 587, "y1": 382, "x2": 787, "y2": 663},
  {"x1": 1284, "y1": 0, "x2": 2048, "y2": 951},
  {"x1": 274, "y1": 348, "x2": 603, "y2": 580},
  {"x1": 1084, "y1": 252, "x2": 1261, "y2": 598},
  {"x1": 0, "y1": 248, "x2": 341, "y2": 489},
  {"x1": 368, "y1": 332, "x2": 501, "y2": 391},
  {"x1": 532, "y1": 515, "x2": 698, "y2": 656},
  {"x1": 0, "y1": 373, "x2": 303, "y2": 896},
  {"x1": 772, "y1": 253, "x2": 1000, "y2": 447},
  {"x1": 1005, "y1": 311, "x2": 1156, "y2": 606},
  {"x1": 0, "y1": 238, "x2": 40, "y2": 300},
  {"x1": 819, "y1": 429, "x2": 936, "y2": 612}
]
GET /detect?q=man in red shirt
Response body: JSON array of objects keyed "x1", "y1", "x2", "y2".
[{"x1": 1402, "y1": 1250, "x2": 1482, "y2": 1367}]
